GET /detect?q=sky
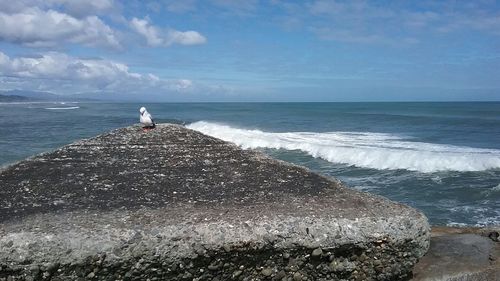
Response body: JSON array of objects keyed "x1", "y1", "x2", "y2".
[{"x1": 0, "y1": 0, "x2": 500, "y2": 102}]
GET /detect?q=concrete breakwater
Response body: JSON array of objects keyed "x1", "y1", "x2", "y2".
[{"x1": 0, "y1": 124, "x2": 430, "y2": 280}]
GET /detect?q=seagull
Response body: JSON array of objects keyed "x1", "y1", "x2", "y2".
[{"x1": 139, "y1": 106, "x2": 155, "y2": 130}]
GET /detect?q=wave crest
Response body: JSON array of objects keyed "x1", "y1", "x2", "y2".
[
  {"x1": 45, "y1": 106, "x2": 80, "y2": 110},
  {"x1": 187, "y1": 121, "x2": 500, "y2": 173}
]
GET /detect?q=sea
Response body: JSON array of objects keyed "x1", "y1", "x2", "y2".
[{"x1": 1, "y1": 102, "x2": 499, "y2": 227}]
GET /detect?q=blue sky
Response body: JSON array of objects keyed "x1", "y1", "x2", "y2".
[{"x1": 1, "y1": 0, "x2": 499, "y2": 101}]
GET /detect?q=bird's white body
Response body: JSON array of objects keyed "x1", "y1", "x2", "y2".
[{"x1": 139, "y1": 107, "x2": 154, "y2": 127}]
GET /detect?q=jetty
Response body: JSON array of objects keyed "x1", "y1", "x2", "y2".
[{"x1": 1, "y1": 124, "x2": 432, "y2": 280}]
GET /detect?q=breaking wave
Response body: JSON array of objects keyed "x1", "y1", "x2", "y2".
[
  {"x1": 45, "y1": 106, "x2": 80, "y2": 110},
  {"x1": 187, "y1": 121, "x2": 500, "y2": 173}
]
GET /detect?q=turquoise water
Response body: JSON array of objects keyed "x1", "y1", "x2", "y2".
[{"x1": 1, "y1": 102, "x2": 499, "y2": 226}]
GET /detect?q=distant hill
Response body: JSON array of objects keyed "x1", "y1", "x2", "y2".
[
  {"x1": 0, "y1": 90, "x2": 62, "y2": 100},
  {"x1": 0, "y1": 94, "x2": 34, "y2": 102},
  {"x1": 0, "y1": 90, "x2": 96, "y2": 102}
]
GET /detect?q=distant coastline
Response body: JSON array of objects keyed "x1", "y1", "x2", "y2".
[
  {"x1": 0, "y1": 89, "x2": 95, "y2": 103},
  {"x1": 0, "y1": 94, "x2": 37, "y2": 102}
]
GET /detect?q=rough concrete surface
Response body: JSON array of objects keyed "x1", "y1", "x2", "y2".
[
  {"x1": 412, "y1": 227, "x2": 500, "y2": 281},
  {"x1": 0, "y1": 124, "x2": 430, "y2": 280}
]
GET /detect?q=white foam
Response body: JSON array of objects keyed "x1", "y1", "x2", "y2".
[
  {"x1": 446, "y1": 222, "x2": 468, "y2": 227},
  {"x1": 187, "y1": 121, "x2": 500, "y2": 173},
  {"x1": 45, "y1": 106, "x2": 80, "y2": 110}
]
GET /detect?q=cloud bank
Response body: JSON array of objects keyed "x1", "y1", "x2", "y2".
[
  {"x1": 0, "y1": 51, "x2": 194, "y2": 94},
  {"x1": 0, "y1": 0, "x2": 209, "y2": 98},
  {"x1": 0, "y1": 7, "x2": 120, "y2": 48},
  {"x1": 0, "y1": 0, "x2": 208, "y2": 49}
]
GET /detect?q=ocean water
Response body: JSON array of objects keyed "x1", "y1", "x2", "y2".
[{"x1": 1, "y1": 102, "x2": 499, "y2": 226}]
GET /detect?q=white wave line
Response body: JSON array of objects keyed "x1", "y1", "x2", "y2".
[
  {"x1": 45, "y1": 106, "x2": 80, "y2": 110},
  {"x1": 187, "y1": 121, "x2": 500, "y2": 173}
]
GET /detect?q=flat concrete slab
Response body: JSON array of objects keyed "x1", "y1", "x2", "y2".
[
  {"x1": 413, "y1": 227, "x2": 500, "y2": 281},
  {"x1": 0, "y1": 124, "x2": 430, "y2": 280}
]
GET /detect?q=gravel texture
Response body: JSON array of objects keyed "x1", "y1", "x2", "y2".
[{"x1": 0, "y1": 124, "x2": 430, "y2": 280}]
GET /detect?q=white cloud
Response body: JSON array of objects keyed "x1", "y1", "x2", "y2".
[
  {"x1": 130, "y1": 17, "x2": 206, "y2": 47},
  {"x1": 0, "y1": 7, "x2": 120, "y2": 48},
  {"x1": 0, "y1": 0, "x2": 43, "y2": 13},
  {"x1": 0, "y1": 0, "x2": 115, "y2": 17},
  {"x1": 0, "y1": 51, "x2": 195, "y2": 94},
  {"x1": 168, "y1": 30, "x2": 207, "y2": 45},
  {"x1": 129, "y1": 17, "x2": 163, "y2": 46}
]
